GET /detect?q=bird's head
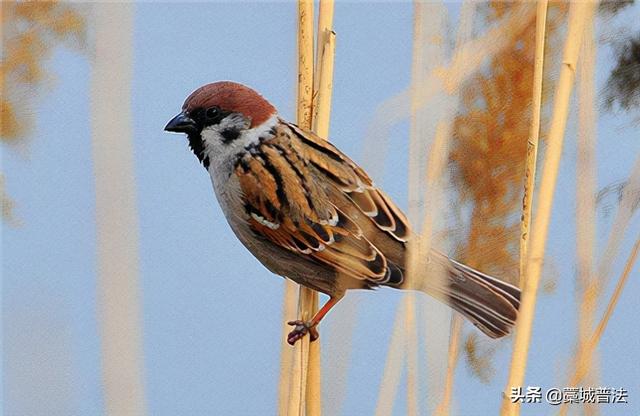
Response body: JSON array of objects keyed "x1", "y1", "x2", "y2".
[{"x1": 165, "y1": 81, "x2": 277, "y2": 167}]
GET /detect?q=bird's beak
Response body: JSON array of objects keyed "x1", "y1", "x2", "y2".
[{"x1": 164, "y1": 112, "x2": 198, "y2": 134}]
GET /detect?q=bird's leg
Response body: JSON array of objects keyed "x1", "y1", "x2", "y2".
[{"x1": 287, "y1": 295, "x2": 342, "y2": 345}]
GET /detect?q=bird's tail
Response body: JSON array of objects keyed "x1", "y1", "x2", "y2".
[{"x1": 404, "y1": 251, "x2": 521, "y2": 338}]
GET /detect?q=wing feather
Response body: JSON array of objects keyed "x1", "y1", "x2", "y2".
[{"x1": 235, "y1": 123, "x2": 412, "y2": 284}]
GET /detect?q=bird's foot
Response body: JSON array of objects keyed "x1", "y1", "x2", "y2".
[{"x1": 287, "y1": 320, "x2": 319, "y2": 345}]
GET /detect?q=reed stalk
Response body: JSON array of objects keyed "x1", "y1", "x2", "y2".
[
  {"x1": 284, "y1": 2, "x2": 315, "y2": 415},
  {"x1": 434, "y1": 316, "x2": 462, "y2": 416},
  {"x1": 500, "y1": 3, "x2": 596, "y2": 415},
  {"x1": 565, "y1": 17, "x2": 600, "y2": 416},
  {"x1": 281, "y1": 2, "x2": 335, "y2": 415},
  {"x1": 558, "y1": 237, "x2": 640, "y2": 416},
  {"x1": 307, "y1": 2, "x2": 335, "y2": 414},
  {"x1": 278, "y1": 280, "x2": 298, "y2": 415},
  {"x1": 595, "y1": 155, "x2": 640, "y2": 292},
  {"x1": 91, "y1": 4, "x2": 146, "y2": 415},
  {"x1": 312, "y1": 2, "x2": 335, "y2": 140},
  {"x1": 362, "y1": 3, "x2": 535, "y2": 182},
  {"x1": 376, "y1": 2, "x2": 491, "y2": 413},
  {"x1": 404, "y1": 2, "x2": 426, "y2": 414},
  {"x1": 519, "y1": 0, "x2": 548, "y2": 289},
  {"x1": 430, "y1": 3, "x2": 476, "y2": 414},
  {"x1": 568, "y1": 237, "x2": 640, "y2": 388},
  {"x1": 374, "y1": 300, "x2": 409, "y2": 416}
]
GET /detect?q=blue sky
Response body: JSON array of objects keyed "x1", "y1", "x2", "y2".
[{"x1": 3, "y1": 2, "x2": 640, "y2": 415}]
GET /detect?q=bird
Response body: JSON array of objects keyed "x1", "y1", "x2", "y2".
[{"x1": 165, "y1": 81, "x2": 521, "y2": 345}]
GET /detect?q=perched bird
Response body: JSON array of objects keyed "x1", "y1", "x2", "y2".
[{"x1": 165, "y1": 81, "x2": 521, "y2": 345}]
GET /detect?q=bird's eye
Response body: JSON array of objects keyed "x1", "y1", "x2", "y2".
[{"x1": 206, "y1": 107, "x2": 220, "y2": 119}]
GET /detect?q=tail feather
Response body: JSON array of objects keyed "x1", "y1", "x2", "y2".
[{"x1": 414, "y1": 251, "x2": 521, "y2": 339}]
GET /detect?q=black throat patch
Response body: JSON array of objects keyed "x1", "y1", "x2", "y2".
[{"x1": 187, "y1": 133, "x2": 209, "y2": 169}]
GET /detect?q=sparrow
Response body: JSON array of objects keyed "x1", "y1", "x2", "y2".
[{"x1": 165, "y1": 81, "x2": 521, "y2": 345}]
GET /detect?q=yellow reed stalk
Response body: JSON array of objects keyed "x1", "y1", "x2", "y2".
[
  {"x1": 376, "y1": 121, "x2": 453, "y2": 416},
  {"x1": 306, "y1": 2, "x2": 335, "y2": 414},
  {"x1": 374, "y1": 300, "x2": 408, "y2": 416},
  {"x1": 312, "y1": 12, "x2": 336, "y2": 139},
  {"x1": 595, "y1": 155, "x2": 640, "y2": 291},
  {"x1": 313, "y1": 21, "x2": 349, "y2": 416},
  {"x1": 284, "y1": 2, "x2": 315, "y2": 415},
  {"x1": 377, "y1": 2, "x2": 483, "y2": 413},
  {"x1": 563, "y1": 18, "x2": 600, "y2": 416},
  {"x1": 519, "y1": 0, "x2": 548, "y2": 289},
  {"x1": 313, "y1": 0, "x2": 334, "y2": 115},
  {"x1": 405, "y1": 296, "x2": 419, "y2": 416},
  {"x1": 560, "y1": 237, "x2": 640, "y2": 415},
  {"x1": 91, "y1": 4, "x2": 147, "y2": 415},
  {"x1": 500, "y1": 3, "x2": 597, "y2": 415},
  {"x1": 361, "y1": 3, "x2": 535, "y2": 186},
  {"x1": 429, "y1": 4, "x2": 476, "y2": 414},
  {"x1": 296, "y1": 0, "x2": 314, "y2": 131},
  {"x1": 278, "y1": 280, "x2": 298, "y2": 415},
  {"x1": 567, "y1": 237, "x2": 640, "y2": 388},
  {"x1": 434, "y1": 316, "x2": 462, "y2": 416},
  {"x1": 558, "y1": 156, "x2": 640, "y2": 416},
  {"x1": 403, "y1": 3, "x2": 426, "y2": 414}
]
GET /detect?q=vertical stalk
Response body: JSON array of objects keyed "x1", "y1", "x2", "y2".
[
  {"x1": 91, "y1": 3, "x2": 147, "y2": 416},
  {"x1": 404, "y1": 3, "x2": 425, "y2": 414},
  {"x1": 434, "y1": 317, "x2": 462, "y2": 416},
  {"x1": 559, "y1": 236, "x2": 640, "y2": 416},
  {"x1": 501, "y1": 3, "x2": 596, "y2": 415},
  {"x1": 569, "y1": 237, "x2": 640, "y2": 387},
  {"x1": 285, "y1": 2, "x2": 314, "y2": 415},
  {"x1": 567, "y1": 16, "x2": 599, "y2": 416},
  {"x1": 312, "y1": 0, "x2": 335, "y2": 139},
  {"x1": 431, "y1": 3, "x2": 476, "y2": 414},
  {"x1": 283, "y1": 1, "x2": 335, "y2": 415},
  {"x1": 519, "y1": 0, "x2": 548, "y2": 289},
  {"x1": 374, "y1": 300, "x2": 408, "y2": 416},
  {"x1": 278, "y1": 280, "x2": 298, "y2": 415},
  {"x1": 307, "y1": 2, "x2": 335, "y2": 415}
]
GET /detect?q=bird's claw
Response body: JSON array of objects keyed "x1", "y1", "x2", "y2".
[{"x1": 287, "y1": 320, "x2": 319, "y2": 345}]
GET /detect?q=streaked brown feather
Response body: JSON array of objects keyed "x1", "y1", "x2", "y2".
[{"x1": 235, "y1": 122, "x2": 412, "y2": 285}]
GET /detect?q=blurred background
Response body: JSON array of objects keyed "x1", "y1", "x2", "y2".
[{"x1": 2, "y1": 1, "x2": 639, "y2": 415}]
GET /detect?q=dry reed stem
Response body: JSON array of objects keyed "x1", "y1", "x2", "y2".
[
  {"x1": 278, "y1": 280, "x2": 298, "y2": 415},
  {"x1": 306, "y1": 2, "x2": 335, "y2": 414},
  {"x1": 500, "y1": 3, "x2": 597, "y2": 415},
  {"x1": 374, "y1": 300, "x2": 408, "y2": 416},
  {"x1": 557, "y1": 154, "x2": 640, "y2": 416},
  {"x1": 361, "y1": 3, "x2": 535, "y2": 172},
  {"x1": 566, "y1": 18, "x2": 600, "y2": 416},
  {"x1": 285, "y1": 2, "x2": 315, "y2": 415},
  {"x1": 405, "y1": 296, "x2": 419, "y2": 416},
  {"x1": 312, "y1": 10, "x2": 336, "y2": 139},
  {"x1": 519, "y1": 0, "x2": 548, "y2": 290},
  {"x1": 434, "y1": 316, "x2": 463, "y2": 416},
  {"x1": 403, "y1": 3, "x2": 427, "y2": 414},
  {"x1": 377, "y1": 2, "x2": 484, "y2": 413},
  {"x1": 321, "y1": 298, "x2": 358, "y2": 416},
  {"x1": 420, "y1": 119, "x2": 458, "y2": 414},
  {"x1": 595, "y1": 155, "x2": 640, "y2": 291},
  {"x1": 91, "y1": 4, "x2": 147, "y2": 415},
  {"x1": 378, "y1": 119, "x2": 453, "y2": 416},
  {"x1": 313, "y1": 0, "x2": 334, "y2": 119},
  {"x1": 567, "y1": 237, "x2": 640, "y2": 389},
  {"x1": 559, "y1": 237, "x2": 640, "y2": 416},
  {"x1": 430, "y1": 3, "x2": 476, "y2": 414},
  {"x1": 376, "y1": 3, "x2": 450, "y2": 414}
]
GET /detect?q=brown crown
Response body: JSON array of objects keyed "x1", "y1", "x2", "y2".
[{"x1": 182, "y1": 81, "x2": 277, "y2": 128}]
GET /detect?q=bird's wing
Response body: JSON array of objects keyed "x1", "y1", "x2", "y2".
[{"x1": 233, "y1": 122, "x2": 410, "y2": 284}]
